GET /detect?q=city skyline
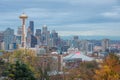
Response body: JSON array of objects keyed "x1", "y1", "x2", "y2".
[{"x1": 0, "y1": 0, "x2": 120, "y2": 36}]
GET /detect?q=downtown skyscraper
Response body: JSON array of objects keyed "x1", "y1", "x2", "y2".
[
  {"x1": 3, "y1": 28, "x2": 14, "y2": 50},
  {"x1": 29, "y1": 21, "x2": 34, "y2": 35}
]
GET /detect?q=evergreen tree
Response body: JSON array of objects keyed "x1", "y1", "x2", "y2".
[{"x1": 4, "y1": 61, "x2": 36, "y2": 80}]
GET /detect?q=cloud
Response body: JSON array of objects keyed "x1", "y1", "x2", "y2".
[
  {"x1": 54, "y1": 22, "x2": 120, "y2": 36},
  {"x1": 102, "y1": 12, "x2": 119, "y2": 18},
  {"x1": 101, "y1": 6, "x2": 120, "y2": 19},
  {"x1": 69, "y1": 0, "x2": 117, "y2": 5},
  {"x1": 58, "y1": 30, "x2": 120, "y2": 36},
  {"x1": 23, "y1": 8, "x2": 70, "y2": 18},
  {"x1": 50, "y1": 22, "x2": 120, "y2": 31},
  {"x1": 0, "y1": 0, "x2": 120, "y2": 37}
]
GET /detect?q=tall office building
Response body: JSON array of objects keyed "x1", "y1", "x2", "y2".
[
  {"x1": 31, "y1": 35, "x2": 37, "y2": 47},
  {"x1": 15, "y1": 36, "x2": 22, "y2": 48},
  {"x1": 80, "y1": 40, "x2": 88, "y2": 54},
  {"x1": 46, "y1": 31, "x2": 50, "y2": 46},
  {"x1": 0, "y1": 32, "x2": 4, "y2": 50},
  {"x1": 35, "y1": 29, "x2": 41, "y2": 37},
  {"x1": 102, "y1": 39, "x2": 109, "y2": 52},
  {"x1": 72, "y1": 36, "x2": 80, "y2": 48},
  {"x1": 73, "y1": 36, "x2": 79, "y2": 40},
  {"x1": 0, "y1": 32, "x2": 4, "y2": 42},
  {"x1": 79, "y1": 40, "x2": 94, "y2": 54},
  {"x1": 29, "y1": 21, "x2": 34, "y2": 35},
  {"x1": 35, "y1": 29, "x2": 41, "y2": 45},
  {"x1": 17, "y1": 27, "x2": 22, "y2": 36},
  {"x1": 87, "y1": 42, "x2": 94, "y2": 53},
  {"x1": 26, "y1": 27, "x2": 32, "y2": 47},
  {"x1": 51, "y1": 30, "x2": 59, "y2": 47},
  {"x1": 16, "y1": 27, "x2": 22, "y2": 48},
  {"x1": 41, "y1": 25, "x2": 48, "y2": 45},
  {"x1": 3, "y1": 28, "x2": 14, "y2": 50},
  {"x1": 27, "y1": 26, "x2": 37, "y2": 48},
  {"x1": 0, "y1": 42, "x2": 4, "y2": 50},
  {"x1": 42, "y1": 25, "x2": 47, "y2": 34}
]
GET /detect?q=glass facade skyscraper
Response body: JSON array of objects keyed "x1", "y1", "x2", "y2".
[
  {"x1": 3, "y1": 28, "x2": 14, "y2": 50},
  {"x1": 29, "y1": 21, "x2": 34, "y2": 35}
]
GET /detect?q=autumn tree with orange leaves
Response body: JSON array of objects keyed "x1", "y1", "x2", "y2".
[{"x1": 94, "y1": 53, "x2": 120, "y2": 80}]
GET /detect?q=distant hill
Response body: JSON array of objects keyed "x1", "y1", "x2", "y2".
[{"x1": 61, "y1": 36, "x2": 120, "y2": 40}]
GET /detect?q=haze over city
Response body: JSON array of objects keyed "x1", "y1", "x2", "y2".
[{"x1": 0, "y1": 0, "x2": 120, "y2": 37}]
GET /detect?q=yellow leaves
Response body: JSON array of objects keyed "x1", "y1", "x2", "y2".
[
  {"x1": 103, "y1": 65, "x2": 111, "y2": 73},
  {"x1": 104, "y1": 53, "x2": 119, "y2": 67},
  {"x1": 112, "y1": 74, "x2": 119, "y2": 79},
  {"x1": 8, "y1": 49, "x2": 36, "y2": 62},
  {"x1": 95, "y1": 70, "x2": 101, "y2": 75},
  {"x1": 94, "y1": 54, "x2": 120, "y2": 80},
  {"x1": 80, "y1": 65, "x2": 120, "y2": 80}
]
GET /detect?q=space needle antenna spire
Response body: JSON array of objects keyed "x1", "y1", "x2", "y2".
[{"x1": 19, "y1": 13, "x2": 28, "y2": 48}]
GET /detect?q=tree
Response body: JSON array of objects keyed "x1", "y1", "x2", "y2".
[
  {"x1": 94, "y1": 53, "x2": 120, "y2": 80},
  {"x1": 8, "y1": 49, "x2": 38, "y2": 77},
  {"x1": 3, "y1": 61, "x2": 36, "y2": 80},
  {"x1": 65, "y1": 61, "x2": 98, "y2": 80},
  {"x1": 1, "y1": 49, "x2": 59, "y2": 80},
  {"x1": 0, "y1": 58, "x2": 5, "y2": 76},
  {"x1": 37, "y1": 66, "x2": 50, "y2": 80},
  {"x1": 0, "y1": 58, "x2": 9, "y2": 78}
]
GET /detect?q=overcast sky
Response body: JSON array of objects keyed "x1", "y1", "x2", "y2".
[{"x1": 0, "y1": 0, "x2": 120, "y2": 36}]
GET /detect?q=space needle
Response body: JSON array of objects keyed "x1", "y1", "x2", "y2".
[{"x1": 19, "y1": 13, "x2": 28, "y2": 48}]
